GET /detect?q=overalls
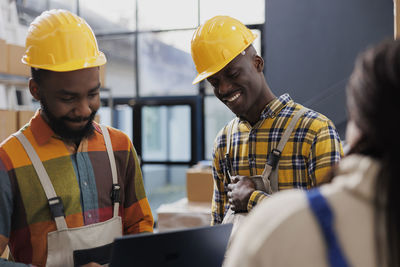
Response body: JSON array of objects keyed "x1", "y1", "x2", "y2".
[
  {"x1": 222, "y1": 107, "x2": 308, "y2": 236},
  {"x1": 306, "y1": 189, "x2": 350, "y2": 267},
  {"x1": 14, "y1": 125, "x2": 122, "y2": 267}
]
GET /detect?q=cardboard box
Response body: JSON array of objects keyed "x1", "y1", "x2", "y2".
[
  {"x1": 0, "y1": 39, "x2": 7, "y2": 73},
  {"x1": 186, "y1": 168, "x2": 214, "y2": 202},
  {"x1": 17, "y1": 110, "x2": 36, "y2": 128},
  {"x1": 156, "y1": 198, "x2": 211, "y2": 232},
  {"x1": 7, "y1": 44, "x2": 30, "y2": 77},
  {"x1": 0, "y1": 246, "x2": 9, "y2": 259},
  {"x1": 0, "y1": 110, "x2": 17, "y2": 143}
]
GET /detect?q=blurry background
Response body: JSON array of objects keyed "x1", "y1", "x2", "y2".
[{"x1": 0, "y1": 0, "x2": 393, "y2": 223}]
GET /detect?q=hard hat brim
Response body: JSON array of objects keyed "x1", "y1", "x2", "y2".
[{"x1": 22, "y1": 52, "x2": 107, "y2": 72}]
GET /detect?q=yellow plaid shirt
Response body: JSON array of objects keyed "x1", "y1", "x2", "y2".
[{"x1": 211, "y1": 94, "x2": 343, "y2": 225}]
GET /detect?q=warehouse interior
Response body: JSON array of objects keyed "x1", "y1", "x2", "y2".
[{"x1": 0, "y1": 0, "x2": 397, "y2": 265}]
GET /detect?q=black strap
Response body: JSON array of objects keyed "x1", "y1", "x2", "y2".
[
  {"x1": 48, "y1": 197, "x2": 65, "y2": 218},
  {"x1": 266, "y1": 149, "x2": 282, "y2": 170},
  {"x1": 110, "y1": 184, "x2": 121, "y2": 204}
]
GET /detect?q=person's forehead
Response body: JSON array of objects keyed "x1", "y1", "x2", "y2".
[
  {"x1": 225, "y1": 52, "x2": 247, "y2": 70},
  {"x1": 210, "y1": 52, "x2": 246, "y2": 79},
  {"x1": 43, "y1": 68, "x2": 99, "y2": 91}
]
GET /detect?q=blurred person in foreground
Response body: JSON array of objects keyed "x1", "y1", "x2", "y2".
[
  {"x1": 0, "y1": 9, "x2": 153, "y2": 267},
  {"x1": 224, "y1": 39, "x2": 400, "y2": 267},
  {"x1": 190, "y1": 15, "x2": 343, "y2": 231}
]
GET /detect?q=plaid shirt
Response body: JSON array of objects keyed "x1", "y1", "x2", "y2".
[
  {"x1": 211, "y1": 94, "x2": 343, "y2": 225},
  {"x1": 0, "y1": 111, "x2": 153, "y2": 266}
]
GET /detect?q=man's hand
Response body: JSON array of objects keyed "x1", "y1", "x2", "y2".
[{"x1": 227, "y1": 176, "x2": 255, "y2": 212}]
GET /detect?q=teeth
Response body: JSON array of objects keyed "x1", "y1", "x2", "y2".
[{"x1": 227, "y1": 92, "x2": 241, "y2": 102}]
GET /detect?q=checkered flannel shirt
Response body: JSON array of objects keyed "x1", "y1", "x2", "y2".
[{"x1": 211, "y1": 94, "x2": 343, "y2": 225}]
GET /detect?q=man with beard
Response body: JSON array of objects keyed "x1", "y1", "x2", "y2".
[
  {"x1": 0, "y1": 10, "x2": 153, "y2": 267},
  {"x1": 191, "y1": 16, "x2": 343, "y2": 228}
]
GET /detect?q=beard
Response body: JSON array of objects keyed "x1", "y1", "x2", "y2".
[{"x1": 40, "y1": 98, "x2": 97, "y2": 142}]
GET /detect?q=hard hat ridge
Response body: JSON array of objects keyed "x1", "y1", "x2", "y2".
[
  {"x1": 22, "y1": 9, "x2": 106, "y2": 72},
  {"x1": 191, "y1": 15, "x2": 257, "y2": 84}
]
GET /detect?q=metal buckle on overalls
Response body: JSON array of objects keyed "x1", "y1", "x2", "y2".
[
  {"x1": 267, "y1": 149, "x2": 281, "y2": 170},
  {"x1": 111, "y1": 184, "x2": 121, "y2": 204},
  {"x1": 224, "y1": 153, "x2": 232, "y2": 182},
  {"x1": 48, "y1": 197, "x2": 65, "y2": 218}
]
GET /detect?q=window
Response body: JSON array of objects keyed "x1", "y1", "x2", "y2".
[
  {"x1": 137, "y1": 0, "x2": 198, "y2": 31},
  {"x1": 204, "y1": 96, "x2": 234, "y2": 160},
  {"x1": 80, "y1": 0, "x2": 136, "y2": 33},
  {"x1": 142, "y1": 105, "x2": 191, "y2": 162},
  {"x1": 16, "y1": 0, "x2": 77, "y2": 25},
  {"x1": 199, "y1": 0, "x2": 265, "y2": 25},
  {"x1": 97, "y1": 35, "x2": 136, "y2": 97},
  {"x1": 138, "y1": 30, "x2": 197, "y2": 96}
]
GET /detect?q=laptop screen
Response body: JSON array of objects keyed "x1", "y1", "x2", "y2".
[{"x1": 109, "y1": 224, "x2": 233, "y2": 267}]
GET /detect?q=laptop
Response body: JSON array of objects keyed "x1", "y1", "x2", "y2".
[{"x1": 109, "y1": 223, "x2": 233, "y2": 267}]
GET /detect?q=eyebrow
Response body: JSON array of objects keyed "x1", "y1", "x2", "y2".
[{"x1": 58, "y1": 83, "x2": 101, "y2": 96}]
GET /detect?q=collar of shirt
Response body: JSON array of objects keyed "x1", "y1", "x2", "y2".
[
  {"x1": 29, "y1": 109, "x2": 102, "y2": 148},
  {"x1": 261, "y1": 93, "x2": 293, "y2": 120},
  {"x1": 237, "y1": 93, "x2": 293, "y2": 126}
]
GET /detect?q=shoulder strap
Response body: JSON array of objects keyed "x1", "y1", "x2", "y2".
[
  {"x1": 99, "y1": 125, "x2": 120, "y2": 218},
  {"x1": 13, "y1": 125, "x2": 121, "y2": 230},
  {"x1": 261, "y1": 107, "x2": 308, "y2": 192},
  {"x1": 277, "y1": 107, "x2": 308, "y2": 152},
  {"x1": 306, "y1": 189, "x2": 350, "y2": 267},
  {"x1": 13, "y1": 131, "x2": 68, "y2": 230},
  {"x1": 224, "y1": 118, "x2": 237, "y2": 181}
]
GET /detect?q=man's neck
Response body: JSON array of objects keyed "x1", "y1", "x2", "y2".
[{"x1": 245, "y1": 89, "x2": 276, "y2": 126}]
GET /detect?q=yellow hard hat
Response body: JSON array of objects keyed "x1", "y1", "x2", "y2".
[
  {"x1": 191, "y1": 16, "x2": 257, "y2": 84},
  {"x1": 22, "y1": 9, "x2": 106, "y2": 72}
]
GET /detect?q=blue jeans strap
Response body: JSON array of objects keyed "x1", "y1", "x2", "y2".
[{"x1": 306, "y1": 189, "x2": 350, "y2": 267}]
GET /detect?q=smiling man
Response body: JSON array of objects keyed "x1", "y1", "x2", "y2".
[
  {"x1": 0, "y1": 10, "x2": 153, "y2": 267},
  {"x1": 31, "y1": 68, "x2": 101, "y2": 145},
  {"x1": 191, "y1": 16, "x2": 343, "y2": 226}
]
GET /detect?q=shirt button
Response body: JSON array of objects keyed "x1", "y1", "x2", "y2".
[
  {"x1": 83, "y1": 181, "x2": 88, "y2": 186},
  {"x1": 88, "y1": 213, "x2": 92, "y2": 218}
]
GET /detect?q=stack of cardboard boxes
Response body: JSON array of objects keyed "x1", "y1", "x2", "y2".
[
  {"x1": 0, "y1": 39, "x2": 7, "y2": 74},
  {"x1": 156, "y1": 163, "x2": 214, "y2": 232},
  {"x1": 0, "y1": 109, "x2": 36, "y2": 143},
  {"x1": 0, "y1": 40, "x2": 30, "y2": 77}
]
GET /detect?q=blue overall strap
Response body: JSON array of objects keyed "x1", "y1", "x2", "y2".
[{"x1": 306, "y1": 189, "x2": 350, "y2": 267}]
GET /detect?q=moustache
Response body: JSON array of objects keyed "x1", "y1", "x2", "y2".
[{"x1": 60, "y1": 112, "x2": 96, "y2": 123}]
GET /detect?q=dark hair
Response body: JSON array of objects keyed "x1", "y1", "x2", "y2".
[
  {"x1": 31, "y1": 67, "x2": 50, "y2": 86},
  {"x1": 347, "y1": 39, "x2": 400, "y2": 267}
]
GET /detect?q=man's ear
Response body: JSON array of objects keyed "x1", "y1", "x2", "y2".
[
  {"x1": 29, "y1": 78, "x2": 40, "y2": 101},
  {"x1": 253, "y1": 55, "x2": 264, "y2": 73}
]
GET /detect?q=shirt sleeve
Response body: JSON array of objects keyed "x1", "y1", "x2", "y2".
[
  {"x1": 0, "y1": 157, "x2": 12, "y2": 239},
  {"x1": 247, "y1": 190, "x2": 269, "y2": 211},
  {"x1": 211, "y1": 130, "x2": 230, "y2": 226},
  {"x1": 122, "y1": 143, "x2": 154, "y2": 234},
  {"x1": 0, "y1": 154, "x2": 32, "y2": 266},
  {"x1": 211, "y1": 156, "x2": 228, "y2": 225},
  {"x1": 308, "y1": 120, "x2": 343, "y2": 186}
]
